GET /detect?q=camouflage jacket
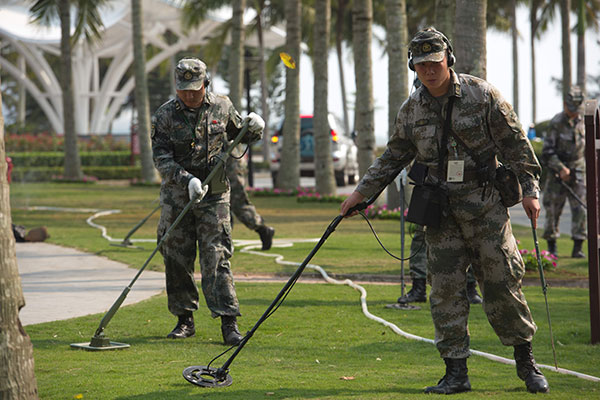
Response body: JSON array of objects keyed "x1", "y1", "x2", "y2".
[
  {"x1": 541, "y1": 111, "x2": 585, "y2": 173},
  {"x1": 356, "y1": 70, "x2": 541, "y2": 221},
  {"x1": 152, "y1": 93, "x2": 257, "y2": 204}
]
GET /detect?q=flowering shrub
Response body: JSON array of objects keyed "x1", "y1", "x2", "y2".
[
  {"x1": 247, "y1": 187, "x2": 298, "y2": 197},
  {"x1": 5, "y1": 132, "x2": 129, "y2": 152},
  {"x1": 296, "y1": 188, "x2": 346, "y2": 203},
  {"x1": 364, "y1": 204, "x2": 407, "y2": 220},
  {"x1": 51, "y1": 174, "x2": 99, "y2": 184},
  {"x1": 519, "y1": 248, "x2": 557, "y2": 271}
]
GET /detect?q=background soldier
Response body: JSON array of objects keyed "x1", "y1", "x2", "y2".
[
  {"x1": 541, "y1": 85, "x2": 586, "y2": 258},
  {"x1": 341, "y1": 28, "x2": 549, "y2": 394},
  {"x1": 151, "y1": 57, "x2": 264, "y2": 345},
  {"x1": 227, "y1": 148, "x2": 275, "y2": 250}
]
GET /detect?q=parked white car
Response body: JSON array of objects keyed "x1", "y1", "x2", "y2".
[{"x1": 269, "y1": 114, "x2": 359, "y2": 187}]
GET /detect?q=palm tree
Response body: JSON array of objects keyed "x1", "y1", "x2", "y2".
[
  {"x1": 560, "y1": 0, "x2": 572, "y2": 101},
  {"x1": 313, "y1": 0, "x2": 336, "y2": 195},
  {"x1": 0, "y1": 79, "x2": 39, "y2": 399},
  {"x1": 454, "y1": 0, "x2": 487, "y2": 79},
  {"x1": 529, "y1": 0, "x2": 551, "y2": 124},
  {"x1": 353, "y1": 0, "x2": 375, "y2": 176},
  {"x1": 230, "y1": 0, "x2": 246, "y2": 110},
  {"x1": 435, "y1": 0, "x2": 456, "y2": 37},
  {"x1": 30, "y1": 0, "x2": 109, "y2": 180},
  {"x1": 334, "y1": 0, "x2": 351, "y2": 135},
  {"x1": 276, "y1": 0, "x2": 301, "y2": 189},
  {"x1": 385, "y1": 0, "x2": 409, "y2": 208},
  {"x1": 510, "y1": 0, "x2": 519, "y2": 114},
  {"x1": 573, "y1": 0, "x2": 600, "y2": 92},
  {"x1": 131, "y1": 0, "x2": 159, "y2": 183}
]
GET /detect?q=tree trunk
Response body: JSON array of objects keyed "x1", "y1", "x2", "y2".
[
  {"x1": 352, "y1": 0, "x2": 375, "y2": 176},
  {"x1": 434, "y1": 0, "x2": 455, "y2": 39},
  {"x1": 277, "y1": 0, "x2": 301, "y2": 189},
  {"x1": 530, "y1": 3, "x2": 538, "y2": 123},
  {"x1": 336, "y1": 0, "x2": 351, "y2": 135},
  {"x1": 385, "y1": 0, "x2": 408, "y2": 209},
  {"x1": 560, "y1": 0, "x2": 572, "y2": 101},
  {"x1": 0, "y1": 77, "x2": 39, "y2": 400},
  {"x1": 454, "y1": 0, "x2": 487, "y2": 79},
  {"x1": 131, "y1": 0, "x2": 159, "y2": 183},
  {"x1": 511, "y1": 0, "x2": 519, "y2": 115},
  {"x1": 256, "y1": 2, "x2": 271, "y2": 168},
  {"x1": 17, "y1": 56, "x2": 26, "y2": 129},
  {"x1": 576, "y1": 0, "x2": 586, "y2": 91},
  {"x1": 59, "y1": 0, "x2": 83, "y2": 180},
  {"x1": 230, "y1": 0, "x2": 246, "y2": 111},
  {"x1": 314, "y1": 0, "x2": 336, "y2": 195}
]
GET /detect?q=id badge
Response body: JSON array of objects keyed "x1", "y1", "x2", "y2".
[{"x1": 447, "y1": 160, "x2": 465, "y2": 182}]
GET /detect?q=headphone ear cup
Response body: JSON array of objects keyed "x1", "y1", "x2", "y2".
[
  {"x1": 447, "y1": 53, "x2": 455, "y2": 67},
  {"x1": 408, "y1": 58, "x2": 415, "y2": 71}
]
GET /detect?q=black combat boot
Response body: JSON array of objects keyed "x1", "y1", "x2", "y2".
[
  {"x1": 547, "y1": 240, "x2": 557, "y2": 257},
  {"x1": 397, "y1": 278, "x2": 427, "y2": 304},
  {"x1": 466, "y1": 281, "x2": 483, "y2": 304},
  {"x1": 571, "y1": 240, "x2": 586, "y2": 258},
  {"x1": 221, "y1": 316, "x2": 244, "y2": 345},
  {"x1": 514, "y1": 342, "x2": 550, "y2": 393},
  {"x1": 424, "y1": 358, "x2": 471, "y2": 394},
  {"x1": 256, "y1": 225, "x2": 275, "y2": 250},
  {"x1": 167, "y1": 312, "x2": 195, "y2": 339}
]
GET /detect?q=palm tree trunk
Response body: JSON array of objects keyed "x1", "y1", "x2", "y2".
[
  {"x1": 314, "y1": 0, "x2": 336, "y2": 195},
  {"x1": 511, "y1": 0, "x2": 519, "y2": 115},
  {"x1": 336, "y1": 0, "x2": 351, "y2": 135},
  {"x1": 560, "y1": 0, "x2": 572, "y2": 100},
  {"x1": 576, "y1": 0, "x2": 586, "y2": 91},
  {"x1": 434, "y1": 0, "x2": 455, "y2": 39},
  {"x1": 352, "y1": 0, "x2": 375, "y2": 176},
  {"x1": 385, "y1": 0, "x2": 408, "y2": 209},
  {"x1": 277, "y1": 0, "x2": 301, "y2": 189},
  {"x1": 0, "y1": 79, "x2": 39, "y2": 400},
  {"x1": 59, "y1": 0, "x2": 83, "y2": 180},
  {"x1": 530, "y1": 3, "x2": 538, "y2": 123},
  {"x1": 454, "y1": 0, "x2": 487, "y2": 79},
  {"x1": 230, "y1": 0, "x2": 246, "y2": 111},
  {"x1": 256, "y1": 1, "x2": 271, "y2": 168},
  {"x1": 131, "y1": 0, "x2": 159, "y2": 183}
]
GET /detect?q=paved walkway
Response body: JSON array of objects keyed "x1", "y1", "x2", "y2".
[{"x1": 16, "y1": 242, "x2": 165, "y2": 326}]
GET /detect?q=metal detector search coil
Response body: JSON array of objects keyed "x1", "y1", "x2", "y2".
[{"x1": 183, "y1": 365, "x2": 232, "y2": 388}]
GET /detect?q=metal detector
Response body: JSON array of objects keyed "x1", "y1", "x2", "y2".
[
  {"x1": 71, "y1": 122, "x2": 251, "y2": 351},
  {"x1": 386, "y1": 169, "x2": 420, "y2": 311},
  {"x1": 554, "y1": 173, "x2": 587, "y2": 210},
  {"x1": 182, "y1": 188, "x2": 391, "y2": 387},
  {"x1": 110, "y1": 203, "x2": 161, "y2": 249}
]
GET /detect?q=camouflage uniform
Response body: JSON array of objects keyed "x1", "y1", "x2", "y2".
[
  {"x1": 541, "y1": 110, "x2": 586, "y2": 241},
  {"x1": 227, "y1": 146, "x2": 265, "y2": 231},
  {"x1": 356, "y1": 70, "x2": 540, "y2": 359},
  {"x1": 152, "y1": 89, "x2": 258, "y2": 318}
]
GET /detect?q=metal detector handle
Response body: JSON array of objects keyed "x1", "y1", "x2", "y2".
[{"x1": 93, "y1": 122, "x2": 251, "y2": 338}]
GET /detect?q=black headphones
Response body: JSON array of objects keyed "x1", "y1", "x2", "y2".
[
  {"x1": 204, "y1": 73, "x2": 211, "y2": 88},
  {"x1": 408, "y1": 28, "x2": 455, "y2": 71}
]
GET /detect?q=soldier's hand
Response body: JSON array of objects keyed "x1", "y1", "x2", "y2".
[
  {"x1": 188, "y1": 177, "x2": 208, "y2": 202},
  {"x1": 522, "y1": 197, "x2": 540, "y2": 228},
  {"x1": 245, "y1": 112, "x2": 265, "y2": 134},
  {"x1": 340, "y1": 191, "x2": 366, "y2": 218},
  {"x1": 559, "y1": 167, "x2": 571, "y2": 182}
]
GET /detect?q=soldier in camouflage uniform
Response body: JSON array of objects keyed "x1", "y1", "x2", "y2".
[
  {"x1": 152, "y1": 57, "x2": 265, "y2": 345},
  {"x1": 341, "y1": 28, "x2": 549, "y2": 394},
  {"x1": 227, "y1": 148, "x2": 275, "y2": 250},
  {"x1": 541, "y1": 86, "x2": 586, "y2": 258}
]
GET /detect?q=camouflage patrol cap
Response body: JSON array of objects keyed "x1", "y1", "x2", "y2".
[
  {"x1": 565, "y1": 85, "x2": 584, "y2": 112},
  {"x1": 175, "y1": 58, "x2": 207, "y2": 90},
  {"x1": 409, "y1": 28, "x2": 449, "y2": 65}
]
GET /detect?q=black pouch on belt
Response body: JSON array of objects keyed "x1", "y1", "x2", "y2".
[
  {"x1": 494, "y1": 163, "x2": 522, "y2": 207},
  {"x1": 406, "y1": 183, "x2": 448, "y2": 228}
]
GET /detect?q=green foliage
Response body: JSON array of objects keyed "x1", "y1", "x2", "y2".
[
  {"x1": 8, "y1": 151, "x2": 132, "y2": 167},
  {"x1": 5, "y1": 132, "x2": 129, "y2": 152},
  {"x1": 519, "y1": 248, "x2": 558, "y2": 272},
  {"x1": 10, "y1": 166, "x2": 141, "y2": 182}
]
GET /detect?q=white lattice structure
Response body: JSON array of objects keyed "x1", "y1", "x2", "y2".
[{"x1": 0, "y1": 0, "x2": 284, "y2": 134}]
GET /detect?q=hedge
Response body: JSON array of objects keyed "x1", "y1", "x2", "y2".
[
  {"x1": 10, "y1": 166, "x2": 142, "y2": 182},
  {"x1": 7, "y1": 151, "x2": 133, "y2": 167}
]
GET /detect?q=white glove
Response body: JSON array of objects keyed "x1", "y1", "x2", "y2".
[
  {"x1": 188, "y1": 177, "x2": 208, "y2": 202},
  {"x1": 245, "y1": 112, "x2": 265, "y2": 133}
]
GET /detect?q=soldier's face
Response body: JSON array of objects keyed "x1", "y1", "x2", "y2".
[
  {"x1": 414, "y1": 55, "x2": 451, "y2": 97},
  {"x1": 177, "y1": 86, "x2": 205, "y2": 108}
]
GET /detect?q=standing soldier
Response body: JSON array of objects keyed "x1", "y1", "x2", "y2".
[
  {"x1": 151, "y1": 57, "x2": 265, "y2": 345},
  {"x1": 227, "y1": 148, "x2": 275, "y2": 250},
  {"x1": 541, "y1": 86, "x2": 586, "y2": 258},
  {"x1": 341, "y1": 28, "x2": 549, "y2": 394}
]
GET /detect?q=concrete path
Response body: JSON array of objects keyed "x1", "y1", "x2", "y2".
[{"x1": 16, "y1": 242, "x2": 165, "y2": 326}]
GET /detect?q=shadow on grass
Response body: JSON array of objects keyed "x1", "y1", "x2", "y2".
[{"x1": 114, "y1": 385, "x2": 423, "y2": 399}]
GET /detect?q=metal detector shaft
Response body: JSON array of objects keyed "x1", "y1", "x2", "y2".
[
  {"x1": 555, "y1": 174, "x2": 587, "y2": 210},
  {"x1": 214, "y1": 198, "x2": 376, "y2": 379},
  {"x1": 92, "y1": 122, "x2": 251, "y2": 338},
  {"x1": 399, "y1": 175, "x2": 406, "y2": 297},
  {"x1": 531, "y1": 220, "x2": 559, "y2": 370}
]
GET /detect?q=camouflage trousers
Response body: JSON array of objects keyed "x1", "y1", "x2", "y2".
[
  {"x1": 227, "y1": 158, "x2": 264, "y2": 231},
  {"x1": 542, "y1": 177, "x2": 587, "y2": 241},
  {"x1": 157, "y1": 199, "x2": 240, "y2": 318},
  {"x1": 409, "y1": 224, "x2": 476, "y2": 284},
  {"x1": 425, "y1": 201, "x2": 537, "y2": 359}
]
